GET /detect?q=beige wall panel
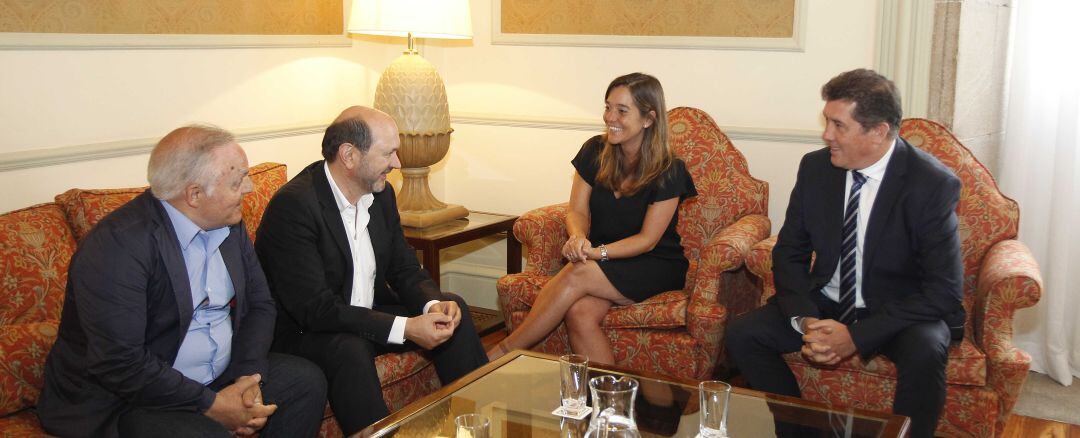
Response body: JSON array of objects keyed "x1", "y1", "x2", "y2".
[
  {"x1": 0, "y1": 0, "x2": 342, "y2": 35},
  {"x1": 500, "y1": 0, "x2": 794, "y2": 37}
]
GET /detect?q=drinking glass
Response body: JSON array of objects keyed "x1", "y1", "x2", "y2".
[
  {"x1": 455, "y1": 413, "x2": 490, "y2": 438},
  {"x1": 698, "y1": 380, "x2": 732, "y2": 438},
  {"x1": 560, "y1": 354, "x2": 590, "y2": 410}
]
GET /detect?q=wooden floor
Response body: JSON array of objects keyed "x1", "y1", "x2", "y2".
[{"x1": 478, "y1": 329, "x2": 1080, "y2": 437}]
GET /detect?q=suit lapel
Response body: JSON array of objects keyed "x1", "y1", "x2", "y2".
[
  {"x1": 821, "y1": 160, "x2": 847, "y2": 268},
  {"x1": 219, "y1": 229, "x2": 244, "y2": 329},
  {"x1": 148, "y1": 195, "x2": 195, "y2": 332},
  {"x1": 313, "y1": 164, "x2": 354, "y2": 276},
  {"x1": 863, "y1": 138, "x2": 911, "y2": 281}
]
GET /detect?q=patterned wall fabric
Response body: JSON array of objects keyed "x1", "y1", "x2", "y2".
[
  {"x1": 500, "y1": 0, "x2": 795, "y2": 37},
  {"x1": 744, "y1": 119, "x2": 1043, "y2": 437},
  {"x1": 0, "y1": 0, "x2": 342, "y2": 35},
  {"x1": 497, "y1": 107, "x2": 770, "y2": 381}
]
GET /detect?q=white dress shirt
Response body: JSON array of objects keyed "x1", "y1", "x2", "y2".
[
  {"x1": 324, "y1": 164, "x2": 412, "y2": 344},
  {"x1": 792, "y1": 138, "x2": 897, "y2": 332}
]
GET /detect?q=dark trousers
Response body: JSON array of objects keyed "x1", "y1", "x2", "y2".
[
  {"x1": 273, "y1": 292, "x2": 488, "y2": 435},
  {"x1": 117, "y1": 353, "x2": 328, "y2": 438},
  {"x1": 725, "y1": 300, "x2": 950, "y2": 438}
]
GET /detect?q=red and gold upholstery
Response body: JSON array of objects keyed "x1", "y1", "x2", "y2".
[
  {"x1": 745, "y1": 118, "x2": 1042, "y2": 437},
  {"x1": 0, "y1": 162, "x2": 442, "y2": 437},
  {"x1": 497, "y1": 107, "x2": 771, "y2": 380},
  {"x1": 0, "y1": 203, "x2": 77, "y2": 432},
  {"x1": 55, "y1": 162, "x2": 288, "y2": 243}
]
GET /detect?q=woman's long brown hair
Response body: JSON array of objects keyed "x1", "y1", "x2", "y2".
[{"x1": 595, "y1": 73, "x2": 672, "y2": 196}]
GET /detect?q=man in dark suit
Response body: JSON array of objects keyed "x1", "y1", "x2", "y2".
[
  {"x1": 38, "y1": 126, "x2": 327, "y2": 438},
  {"x1": 725, "y1": 69, "x2": 964, "y2": 438},
  {"x1": 255, "y1": 106, "x2": 487, "y2": 434}
]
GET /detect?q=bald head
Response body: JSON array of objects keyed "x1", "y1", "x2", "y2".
[
  {"x1": 321, "y1": 106, "x2": 398, "y2": 162},
  {"x1": 148, "y1": 125, "x2": 235, "y2": 200},
  {"x1": 333, "y1": 105, "x2": 392, "y2": 125}
]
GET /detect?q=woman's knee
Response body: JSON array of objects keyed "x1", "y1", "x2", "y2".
[{"x1": 565, "y1": 299, "x2": 607, "y2": 330}]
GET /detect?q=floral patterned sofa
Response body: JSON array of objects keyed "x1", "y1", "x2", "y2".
[
  {"x1": 496, "y1": 107, "x2": 771, "y2": 381},
  {"x1": 0, "y1": 162, "x2": 440, "y2": 437},
  {"x1": 745, "y1": 119, "x2": 1042, "y2": 437}
]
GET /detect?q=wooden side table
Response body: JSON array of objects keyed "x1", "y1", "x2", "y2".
[{"x1": 403, "y1": 211, "x2": 520, "y2": 334}]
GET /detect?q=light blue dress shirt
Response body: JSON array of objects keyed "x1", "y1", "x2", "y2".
[{"x1": 161, "y1": 201, "x2": 235, "y2": 385}]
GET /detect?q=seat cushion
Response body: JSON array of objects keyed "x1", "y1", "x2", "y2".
[
  {"x1": 784, "y1": 337, "x2": 987, "y2": 386},
  {"x1": 501, "y1": 272, "x2": 688, "y2": 330},
  {"x1": 0, "y1": 203, "x2": 75, "y2": 325},
  {"x1": 0, "y1": 322, "x2": 59, "y2": 415},
  {"x1": 603, "y1": 290, "x2": 687, "y2": 329},
  {"x1": 55, "y1": 162, "x2": 287, "y2": 243},
  {"x1": 0, "y1": 408, "x2": 46, "y2": 437}
]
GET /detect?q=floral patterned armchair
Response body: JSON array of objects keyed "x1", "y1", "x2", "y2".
[
  {"x1": 745, "y1": 118, "x2": 1042, "y2": 437},
  {"x1": 496, "y1": 107, "x2": 771, "y2": 381}
]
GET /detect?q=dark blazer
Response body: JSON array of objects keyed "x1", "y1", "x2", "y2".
[
  {"x1": 38, "y1": 191, "x2": 276, "y2": 438},
  {"x1": 254, "y1": 161, "x2": 442, "y2": 342},
  {"x1": 771, "y1": 138, "x2": 964, "y2": 355}
]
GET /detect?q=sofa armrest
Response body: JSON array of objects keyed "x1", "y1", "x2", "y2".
[
  {"x1": 689, "y1": 214, "x2": 771, "y2": 306},
  {"x1": 975, "y1": 239, "x2": 1042, "y2": 362},
  {"x1": 973, "y1": 239, "x2": 1042, "y2": 426},
  {"x1": 686, "y1": 215, "x2": 770, "y2": 345},
  {"x1": 746, "y1": 235, "x2": 778, "y2": 306},
  {"x1": 513, "y1": 203, "x2": 569, "y2": 276}
]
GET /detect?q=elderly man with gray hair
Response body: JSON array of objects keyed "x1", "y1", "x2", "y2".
[{"x1": 38, "y1": 125, "x2": 327, "y2": 438}]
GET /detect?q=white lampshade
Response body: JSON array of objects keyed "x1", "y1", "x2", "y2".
[{"x1": 348, "y1": 0, "x2": 473, "y2": 40}]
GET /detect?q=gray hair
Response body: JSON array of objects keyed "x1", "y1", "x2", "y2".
[{"x1": 147, "y1": 125, "x2": 235, "y2": 200}]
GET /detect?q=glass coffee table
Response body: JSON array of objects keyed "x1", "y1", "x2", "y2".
[{"x1": 355, "y1": 350, "x2": 909, "y2": 437}]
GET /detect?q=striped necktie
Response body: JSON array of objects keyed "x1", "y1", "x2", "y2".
[{"x1": 838, "y1": 171, "x2": 867, "y2": 325}]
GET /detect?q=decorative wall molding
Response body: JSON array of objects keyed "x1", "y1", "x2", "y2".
[
  {"x1": 492, "y1": 0, "x2": 806, "y2": 52},
  {"x1": 451, "y1": 112, "x2": 821, "y2": 144},
  {"x1": 1, "y1": 112, "x2": 821, "y2": 173},
  {"x1": 0, "y1": 33, "x2": 352, "y2": 50},
  {"x1": 875, "y1": 0, "x2": 935, "y2": 118},
  {"x1": 0, "y1": 123, "x2": 326, "y2": 172}
]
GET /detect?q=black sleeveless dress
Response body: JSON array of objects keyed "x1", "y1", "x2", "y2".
[{"x1": 571, "y1": 135, "x2": 697, "y2": 302}]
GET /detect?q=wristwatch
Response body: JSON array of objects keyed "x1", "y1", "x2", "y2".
[{"x1": 598, "y1": 244, "x2": 609, "y2": 262}]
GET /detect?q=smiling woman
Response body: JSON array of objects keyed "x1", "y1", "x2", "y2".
[{"x1": 488, "y1": 73, "x2": 697, "y2": 366}]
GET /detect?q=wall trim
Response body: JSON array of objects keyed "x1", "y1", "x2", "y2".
[
  {"x1": 1, "y1": 112, "x2": 821, "y2": 172},
  {"x1": 451, "y1": 112, "x2": 821, "y2": 144},
  {"x1": 0, "y1": 123, "x2": 326, "y2": 172},
  {"x1": 0, "y1": 33, "x2": 352, "y2": 50}
]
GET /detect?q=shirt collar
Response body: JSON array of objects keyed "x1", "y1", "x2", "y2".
[
  {"x1": 856, "y1": 137, "x2": 897, "y2": 182},
  {"x1": 324, "y1": 162, "x2": 374, "y2": 212},
  {"x1": 159, "y1": 200, "x2": 230, "y2": 251}
]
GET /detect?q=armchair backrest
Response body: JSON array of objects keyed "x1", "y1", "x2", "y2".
[
  {"x1": 900, "y1": 118, "x2": 1019, "y2": 330},
  {"x1": 667, "y1": 107, "x2": 768, "y2": 276},
  {"x1": 55, "y1": 162, "x2": 287, "y2": 243}
]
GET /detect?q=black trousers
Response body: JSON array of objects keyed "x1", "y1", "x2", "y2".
[
  {"x1": 725, "y1": 300, "x2": 950, "y2": 438},
  {"x1": 117, "y1": 352, "x2": 328, "y2": 438},
  {"x1": 273, "y1": 292, "x2": 488, "y2": 435}
]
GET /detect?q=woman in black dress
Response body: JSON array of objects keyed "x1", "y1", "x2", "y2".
[{"x1": 489, "y1": 73, "x2": 696, "y2": 363}]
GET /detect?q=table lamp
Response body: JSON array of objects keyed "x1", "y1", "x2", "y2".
[{"x1": 348, "y1": 0, "x2": 472, "y2": 228}]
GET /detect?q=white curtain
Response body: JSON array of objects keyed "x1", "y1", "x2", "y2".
[{"x1": 1002, "y1": 0, "x2": 1080, "y2": 386}]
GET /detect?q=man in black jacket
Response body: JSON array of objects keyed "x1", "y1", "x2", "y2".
[
  {"x1": 725, "y1": 69, "x2": 963, "y2": 438},
  {"x1": 255, "y1": 106, "x2": 487, "y2": 434},
  {"x1": 38, "y1": 125, "x2": 326, "y2": 438}
]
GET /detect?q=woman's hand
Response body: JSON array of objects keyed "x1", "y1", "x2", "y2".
[{"x1": 563, "y1": 235, "x2": 592, "y2": 263}]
